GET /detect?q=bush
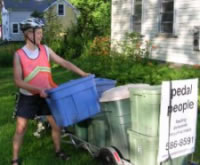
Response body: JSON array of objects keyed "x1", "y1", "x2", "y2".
[
  {"x1": 114, "y1": 32, "x2": 151, "y2": 63},
  {"x1": 88, "y1": 36, "x2": 110, "y2": 56},
  {"x1": 58, "y1": 0, "x2": 111, "y2": 59},
  {"x1": 60, "y1": 24, "x2": 88, "y2": 59},
  {"x1": 74, "y1": 53, "x2": 200, "y2": 86},
  {"x1": 0, "y1": 42, "x2": 23, "y2": 67}
]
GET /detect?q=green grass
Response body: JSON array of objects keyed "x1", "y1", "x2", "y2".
[{"x1": 0, "y1": 66, "x2": 99, "y2": 165}]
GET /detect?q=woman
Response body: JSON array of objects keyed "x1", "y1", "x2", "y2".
[{"x1": 12, "y1": 17, "x2": 89, "y2": 165}]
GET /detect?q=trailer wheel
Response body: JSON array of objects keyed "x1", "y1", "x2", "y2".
[{"x1": 97, "y1": 147, "x2": 122, "y2": 165}]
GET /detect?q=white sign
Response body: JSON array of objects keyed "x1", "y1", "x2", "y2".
[{"x1": 158, "y1": 79, "x2": 198, "y2": 163}]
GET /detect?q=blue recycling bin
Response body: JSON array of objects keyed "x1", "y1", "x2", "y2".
[
  {"x1": 46, "y1": 75, "x2": 100, "y2": 126},
  {"x1": 95, "y1": 78, "x2": 117, "y2": 97}
]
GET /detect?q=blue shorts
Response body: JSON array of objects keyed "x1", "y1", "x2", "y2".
[{"x1": 16, "y1": 93, "x2": 52, "y2": 119}]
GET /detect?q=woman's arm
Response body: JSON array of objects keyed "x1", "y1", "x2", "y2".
[
  {"x1": 13, "y1": 53, "x2": 47, "y2": 98},
  {"x1": 48, "y1": 47, "x2": 89, "y2": 77}
]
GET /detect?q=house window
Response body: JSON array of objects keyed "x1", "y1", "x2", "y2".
[
  {"x1": 12, "y1": 23, "x2": 19, "y2": 34},
  {"x1": 160, "y1": 0, "x2": 174, "y2": 34},
  {"x1": 133, "y1": 0, "x2": 142, "y2": 33},
  {"x1": 58, "y1": 4, "x2": 65, "y2": 16}
]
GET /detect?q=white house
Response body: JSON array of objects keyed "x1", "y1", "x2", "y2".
[
  {"x1": 111, "y1": 0, "x2": 200, "y2": 65},
  {"x1": 1, "y1": 0, "x2": 79, "y2": 41}
]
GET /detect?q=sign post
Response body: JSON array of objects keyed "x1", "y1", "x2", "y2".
[{"x1": 158, "y1": 78, "x2": 198, "y2": 163}]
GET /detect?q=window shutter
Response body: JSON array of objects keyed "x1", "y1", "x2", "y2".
[
  {"x1": 131, "y1": 0, "x2": 135, "y2": 16},
  {"x1": 130, "y1": 0, "x2": 135, "y2": 32},
  {"x1": 173, "y1": 0, "x2": 178, "y2": 36},
  {"x1": 158, "y1": 0, "x2": 163, "y2": 34},
  {"x1": 132, "y1": 0, "x2": 142, "y2": 33},
  {"x1": 157, "y1": 1, "x2": 161, "y2": 34},
  {"x1": 173, "y1": 9, "x2": 179, "y2": 36},
  {"x1": 141, "y1": 0, "x2": 144, "y2": 35}
]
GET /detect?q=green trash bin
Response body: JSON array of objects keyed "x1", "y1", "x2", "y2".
[
  {"x1": 75, "y1": 121, "x2": 89, "y2": 141},
  {"x1": 129, "y1": 85, "x2": 161, "y2": 137},
  {"x1": 162, "y1": 156, "x2": 189, "y2": 165},
  {"x1": 127, "y1": 129, "x2": 190, "y2": 165},
  {"x1": 100, "y1": 84, "x2": 150, "y2": 160},
  {"x1": 88, "y1": 112, "x2": 110, "y2": 147}
]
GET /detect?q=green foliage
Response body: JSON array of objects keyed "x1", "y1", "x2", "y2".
[
  {"x1": 70, "y1": 0, "x2": 111, "y2": 37},
  {"x1": 60, "y1": 0, "x2": 111, "y2": 59},
  {"x1": 42, "y1": 7, "x2": 64, "y2": 53},
  {"x1": 0, "y1": 42, "x2": 23, "y2": 67},
  {"x1": 60, "y1": 24, "x2": 88, "y2": 59},
  {"x1": 75, "y1": 53, "x2": 200, "y2": 87},
  {"x1": 88, "y1": 36, "x2": 110, "y2": 56},
  {"x1": 31, "y1": 10, "x2": 44, "y2": 19},
  {"x1": 115, "y1": 32, "x2": 151, "y2": 62}
]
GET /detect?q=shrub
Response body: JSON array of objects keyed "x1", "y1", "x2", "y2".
[
  {"x1": 0, "y1": 42, "x2": 23, "y2": 67},
  {"x1": 114, "y1": 32, "x2": 151, "y2": 63},
  {"x1": 88, "y1": 36, "x2": 110, "y2": 56},
  {"x1": 75, "y1": 53, "x2": 200, "y2": 87},
  {"x1": 59, "y1": 24, "x2": 90, "y2": 59},
  {"x1": 58, "y1": 0, "x2": 111, "y2": 59}
]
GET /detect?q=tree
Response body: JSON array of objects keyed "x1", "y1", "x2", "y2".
[
  {"x1": 42, "y1": 7, "x2": 63, "y2": 52},
  {"x1": 31, "y1": 10, "x2": 44, "y2": 19},
  {"x1": 60, "y1": 0, "x2": 111, "y2": 58},
  {"x1": 70, "y1": 0, "x2": 111, "y2": 37}
]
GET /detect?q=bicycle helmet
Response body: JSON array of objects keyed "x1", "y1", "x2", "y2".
[{"x1": 20, "y1": 17, "x2": 44, "y2": 32}]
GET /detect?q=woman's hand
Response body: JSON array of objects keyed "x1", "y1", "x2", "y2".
[
  {"x1": 81, "y1": 72, "x2": 91, "y2": 77},
  {"x1": 39, "y1": 89, "x2": 48, "y2": 98}
]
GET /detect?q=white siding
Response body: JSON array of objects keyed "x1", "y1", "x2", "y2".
[
  {"x1": 9, "y1": 11, "x2": 31, "y2": 41},
  {"x1": 149, "y1": 0, "x2": 200, "y2": 65},
  {"x1": 111, "y1": 0, "x2": 200, "y2": 65},
  {"x1": 2, "y1": 7, "x2": 9, "y2": 40},
  {"x1": 111, "y1": 0, "x2": 133, "y2": 48}
]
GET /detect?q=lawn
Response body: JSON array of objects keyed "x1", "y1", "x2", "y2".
[
  {"x1": 0, "y1": 66, "x2": 99, "y2": 165},
  {"x1": 0, "y1": 66, "x2": 200, "y2": 165}
]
